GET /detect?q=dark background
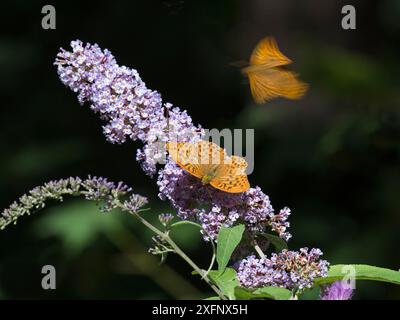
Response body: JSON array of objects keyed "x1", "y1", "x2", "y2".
[{"x1": 0, "y1": 0, "x2": 399, "y2": 299}]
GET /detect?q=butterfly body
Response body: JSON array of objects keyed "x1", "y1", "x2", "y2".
[
  {"x1": 243, "y1": 37, "x2": 308, "y2": 103},
  {"x1": 241, "y1": 59, "x2": 291, "y2": 73},
  {"x1": 166, "y1": 141, "x2": 250, "y2": 193},
  {"x1": 201, "y1": 173, "x2": 215, "y2": 185}
]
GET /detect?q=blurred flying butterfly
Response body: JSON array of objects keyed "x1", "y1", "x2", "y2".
[
  {"x1": 241, "y1": 37, "x2": 308, "y2": 103},
  {"x1": 166, "y1": 140, "x2": 250, "y2": 193}
]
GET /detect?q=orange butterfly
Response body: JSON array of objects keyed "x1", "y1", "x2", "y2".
[
  {"x1": 242, "y1": 37, "x2": 308, "y2": 103},
  {"x1": 166, "y1": 140, "x2": 250, "y2": 193}
]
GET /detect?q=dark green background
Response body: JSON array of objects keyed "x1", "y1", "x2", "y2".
[{"x1": 0, "y1": 0, "x2": 399, "y2": 299}]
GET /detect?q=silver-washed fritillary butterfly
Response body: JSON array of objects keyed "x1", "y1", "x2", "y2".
[
  {"x1": 166, "y1": 140, "x2": 250, "y2": 193},
  {"x1": 242, "y1": 36, "x2": 308, "y2": 103}
]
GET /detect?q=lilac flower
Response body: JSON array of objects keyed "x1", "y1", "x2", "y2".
[
  {"x1": 124, "y1": 194, "x2": 149, "y2": 213},
  {"x1": 158, "y1": 213, "x2": 174, "y2": 227},
  {"x1": 55, "y1": 40, "x2": 292, "y2": 243},
  {"x1": 240, "y1": 188, "x2": 291, "y2": 241},
  {"x1": 237, "y1": 248, "x2": 329, "y2": 291},
  {"x1": 81, "y1": 176, "x2": 131, "y2": 201},
  {"x1": 320, "y1": 281, "x2": 354, "y2": 300},
  {"x1": 0, "y1": 176, "x2": 147, "y2": 230},
  {"x1": 198, "y1": 207, "x2": 239, "y2": 241},
  {"x1": 55, "y1": 40, "x2": 202, "y2": 176}
]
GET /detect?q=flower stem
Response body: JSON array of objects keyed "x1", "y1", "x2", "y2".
[
  {"x1": 105, "y1": 221, "x2": 203, "y2": 299},
  {"x1": 245, "y1": 229, "x2": 266, "y2": 259},
  {"x1": 119, "y1": 204, "x2": 227, "y2": 300},
  {"x1": 251, "y1": 237, "x2": 266, "y2": 259}
]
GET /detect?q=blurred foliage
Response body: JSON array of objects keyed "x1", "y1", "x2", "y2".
[
  {"x1": 33, "y1": 201, "x2": 122, "y2": 259},
  {"x1": 0, "y1": 0, "x2": 399, "y2": 299}
]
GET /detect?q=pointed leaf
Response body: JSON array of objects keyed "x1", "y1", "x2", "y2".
[
  {"x1": 170, "y1": 220, "x2": 202, "y2": 229},
  {"x1": 208, "y1": 268, "x2": 240, "y2": 300},
  {"x1": 235, "y1": 286, "x2": 292, "y2": 300},
  {"x1": 234, "y1": 287, "x2": 255, "y2": 300},
  {"x1": 216, "y1": 225, "x2": 245, "y2": 274},
  {"x1": 315, "y1": 264, "x2": 400, "y2": 286},
  {"x1": 253, "y1": 286, "x2": 292, "y2": 300}
]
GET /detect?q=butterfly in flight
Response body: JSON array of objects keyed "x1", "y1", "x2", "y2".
[
  {"x1": 241, "y1": 36, "x2": 308, "y2": 103},
  {"x1": 166, "y1": 140, "x2": 250, "y2": 193}
]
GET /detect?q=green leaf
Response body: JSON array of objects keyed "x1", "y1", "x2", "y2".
[
  {"x1": 298, "y1": 286, "x2": 320, "y2": 300},
  {"x1": 204, "y1": 296, "x2": 220, "y2": 300},
  {"x1": 208, "y1": 268, "x2": 240, "y2": 300},
  {"x1": 234, "y1": 286, "x2": 292, "y2": 300},
  {"x1": 170, "y1": 220, "x2": 202, "y2": 229},
  {"x1": 216, "y1": 224, "x2": 245, "y2": 274},
  {"x1": 254, "y1": 286, "x2": 292, "y2": 300},
  {"x1": 234, "y1": 287, "x2": 255, "y2": 300},
  {"x1": 259, "y1": 233, "x2": 288, "y2": 252},
  {"x1": 315, "y1": 264, "x2": 400, "y2": 286}
]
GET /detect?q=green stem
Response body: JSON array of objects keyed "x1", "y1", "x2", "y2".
[
  {"x1": 170, "y1": 220, "x2": 216, "y2": 281},
  {"x1": 253, "y1": 241, "x2": 266, "y2": 259},
  {"x1": 105, "y1": 222, "x2": 203, "y2": 299},
  {"x1": 119, "y1": 204, "x2": 227, "y2": 300},
  {"x1": 246, "y1": 229, "x2": 266, "y2": 259}
]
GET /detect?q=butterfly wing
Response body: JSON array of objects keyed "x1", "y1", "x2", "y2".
[
  {"x1": 247, "y1": 67, "x2": 308, "y2": 103},
  {"x1": 166, "y1": 141, "x2": 203, "y2": 178},
  {"x1": 249, "y1": 37, "x2": 292, "y2": 68},
  {"x1": 167, "y1": 140, "x2": 227, "y2": 179},
  {"x1": 210, "y1": 156, "x2": 250, "y2": 193},
  {"x1": 197, "y1": 140, "x2": 226, "y2": 167}
]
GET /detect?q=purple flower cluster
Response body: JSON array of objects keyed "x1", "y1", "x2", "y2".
[
  {"x1": 55, "y1": 40, "x2": 292, "y2": 245},
  {"x1": 0, "y1": 176, "x2": 148, "y2": 230},
  {"x1": 55, "y1": 40, "x2": 202, "y2": 176},
  {"x1": 320, "y1": 281, "x2": 353, "y2": 300},
  {"x1": 237, "y1": 248, "x2": 329, "y2": 290},
  {"x1": 158, "y1": 213, "x2": 174, "y2": 227},
  {"x1": 157, "y1": 162, "x2": 291, "y2": 241}
]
